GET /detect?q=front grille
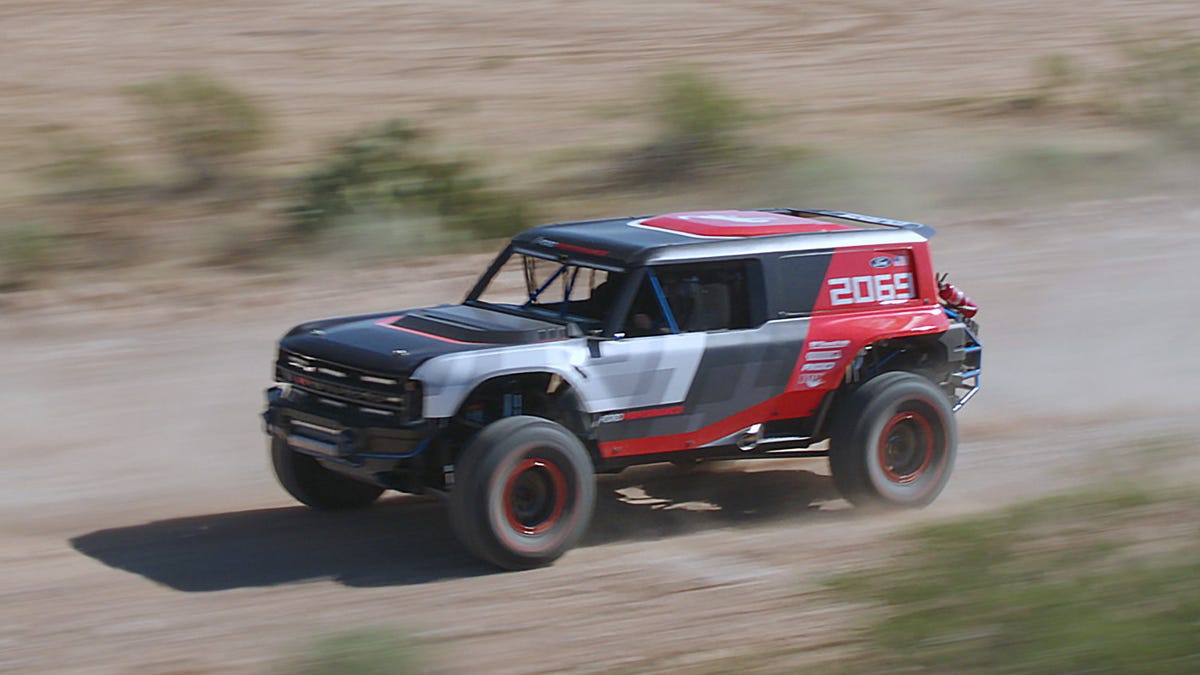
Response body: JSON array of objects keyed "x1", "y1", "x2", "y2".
[{"x1": 276, "y1": 350, "x2": 419, "y2": 420}]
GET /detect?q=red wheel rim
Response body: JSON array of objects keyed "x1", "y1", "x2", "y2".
[
  {"x1": 877, "y1": 411, "x2": 935, "y2": 484},
  {"x1": 503, "y1": 458, "x2": 568, "y2": 535}
]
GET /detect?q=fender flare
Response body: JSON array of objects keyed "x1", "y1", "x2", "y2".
[{"x1": 412, "y1": 345, "x2": 596, "y2": 419}]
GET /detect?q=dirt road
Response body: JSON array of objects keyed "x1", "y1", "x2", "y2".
[
  {"x1": 2, "y1": 194, "x2": 1198, "y2": 673},
  {"x1": 4, "y1": 0, "x2": 1200, "y2": 671}
]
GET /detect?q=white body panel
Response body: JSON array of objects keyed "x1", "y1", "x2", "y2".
[{"x1": 413, "y1": 333, "x2": 707, "y2": 418}]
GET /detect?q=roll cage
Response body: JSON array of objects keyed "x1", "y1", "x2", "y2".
[{"x1": 465, "y1": 246, "x2": 711, "y2": 338}]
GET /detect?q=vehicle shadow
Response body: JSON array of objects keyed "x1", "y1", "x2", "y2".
[
  {"x1": 587, "y1": 463, "x2": 844, "y2": 546},
  {"x1": 70, "y1": 462, "x2": 845, "y2": 592}
]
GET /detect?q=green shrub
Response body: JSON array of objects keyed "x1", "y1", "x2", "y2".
[
  {"x1": 1033, "y1": 53, "x2": 1083, "y2": 94},
  {"x1": 291, "y1": 119, "x2": 532, "y2": 247},
  {"x1": 0, "y1": 223, "x2": 63, "y2": 291},
  {"x1": 31, "y1": 124, "x2": 132, "y2": 194},
  {"x1": 125, "y1": 71, "x2": 270, "y2": 189},
  {"x1": 945, "y1": 141, "x2": 1154, "y2": 209},
  {"x1": 620, "y1": 67, "x2": 754, "y2": 185},
  {"x1": 1008, "y1": 53, "x2": 1084, "y2": 110},
  {"x1": 1111, "y1": 34, "x2": 1200, "y2": 145},
  {"x1": 830, "y1": 488, "x2": 1200, "y2": 674},
  {"x1": 277, "y1": 628, "x2": 423, "y2": 675},
  {"x1": 652, "y1": 67, "x2": 749, "y2": 152}
]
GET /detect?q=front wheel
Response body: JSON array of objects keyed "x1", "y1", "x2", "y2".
[
  {"x1": 270, "y1": 437, "x2": 384, "y2": 509},
  {"x1": 828, "y1": 372, "x2": 957, "y2": 507},
  {"x1": 449, "y1": 416, "x2": 595, "y2": 570}
]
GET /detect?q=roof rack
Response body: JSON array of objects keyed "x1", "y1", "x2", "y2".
[{"x1": 763, "y1": 209, "x2": 937, "y2": 239}]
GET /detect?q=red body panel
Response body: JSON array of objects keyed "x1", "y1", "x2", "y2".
[
  {"x1": 599, "y1": 396, "x2": 782, "y2": 458},
  {"x1": 635, "y1": 211, "x2": 858, "y2": 238},
  {"x1": 374, "y1": 315, "x2": 482, "y2": 345},
  {"x1": 596, "y1": 241, "x2": 949, "y2": 459},
  {"x1": 780, "y1": 305, "x2": 950, "y2": 411}
]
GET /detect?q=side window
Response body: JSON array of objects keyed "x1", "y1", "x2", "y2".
[
  {"x1": 624, "y1": 260, "x2": 758, "y2": 335},
  {"x1": 776, "y1": 252, "x2": 833, "y2": 317}
]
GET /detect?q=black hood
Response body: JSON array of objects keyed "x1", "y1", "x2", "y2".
[{"x1": 279, "y1": 304, "x2": 571, "y2": 376}]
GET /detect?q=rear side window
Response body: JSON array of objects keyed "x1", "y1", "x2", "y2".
[{"x1": 775, "y1": 251, "x2": 834, "y2": 316}]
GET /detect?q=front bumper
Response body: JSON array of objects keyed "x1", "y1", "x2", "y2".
[{"x1": 263, "y1": 384, "x2": 438, "y2": 467}]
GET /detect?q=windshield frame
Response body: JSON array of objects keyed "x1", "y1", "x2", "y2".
[{"x1": 464, "y1": 246, "x2": 632, "y2": 335}]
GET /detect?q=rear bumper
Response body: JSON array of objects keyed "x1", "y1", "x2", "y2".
[{"x1": 937, "y1": 318, "x2": 982, "y2": 411}]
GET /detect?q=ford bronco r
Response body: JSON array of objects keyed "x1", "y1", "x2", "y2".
[{"x1": 263, "y1": 209, "x2": 982, "y2": 569}]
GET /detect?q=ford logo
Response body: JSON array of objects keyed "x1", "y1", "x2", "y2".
[{"x1": 869, "y1": 255, "x2": 892, "y2": 269}]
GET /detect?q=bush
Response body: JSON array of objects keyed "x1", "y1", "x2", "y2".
[
  {"x1": 966, "y1": 142, "x2": 1148, "y2": 205},
  {"x1": 1104, "y1": 32, "x2": 1200, "y2": 144},
  {"x1": 1008, "y1": 53, "x2": 1084, "y2": 110},
  {"x1": 31, "y1": 124, "x2": 132, "y2": 194},
  {"x1": 125, "y1": 72, "x2": 270, "y2": 190},
  {"x1": 291, "y1": 119, "x2": 532, "y2": 246},
  {"x1": 620, "y1": 67, "x2": 754, "y2": 185},
  {"x1": 277, "y1": 628, "x2": 424, "y2": 675},
  {"x1": 651, "y1": 67, "x2": 749, "y2": 152},
  {"x1": 830, "y1": 488, "x2": 1200, "y2": 674},
  {"x1": 0, "y1": 223, "x2": 63, "y2": 291}
]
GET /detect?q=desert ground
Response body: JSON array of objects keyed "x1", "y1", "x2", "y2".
[{"x1": 2, "y1": 1, "x2": 1199, "y2": 672}]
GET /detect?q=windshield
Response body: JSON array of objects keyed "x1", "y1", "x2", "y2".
[{"x1": 471, "y1": 252, "x2": 624, "y2": 333}]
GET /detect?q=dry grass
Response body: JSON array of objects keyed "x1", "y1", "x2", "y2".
[{"x1": 828, "y1": 486, "x2": 1200, "y2": 674}]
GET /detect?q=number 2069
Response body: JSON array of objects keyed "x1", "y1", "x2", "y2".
[{"x1": 828, "y1": 273, "x2": 914, "y2": 306}]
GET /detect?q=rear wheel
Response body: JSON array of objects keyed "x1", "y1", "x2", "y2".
[
  {"x1": 450, "y1": 416, "x2": 595, "y2": 570},
  {"x1": 270, "y1": 437, "x2": 384, "y2": 509},
  {"x1": 829, "y1": 372, "x2": 956, "y2": 507}
]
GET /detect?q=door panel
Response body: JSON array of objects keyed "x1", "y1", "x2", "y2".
[
  {"x1": 577, "y1": 332, "x2": 707, "y2": 412},
  {"x1": 596, "y1": 319, "x2": 809, "y2": 450}
]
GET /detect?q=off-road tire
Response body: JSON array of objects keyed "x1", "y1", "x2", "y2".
[
  {"x1": 270, "y1": 437, "x2": 384, "y2": 509},
  {"x1": 449, "y1": 416, "x2": 595, "y2": 570},
  {"x1": 829, "y1": 372, "x2": 956, "y2": 507}
]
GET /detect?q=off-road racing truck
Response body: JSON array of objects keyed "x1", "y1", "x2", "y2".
[{"x1": 263, "y1": 209, "x2": 981, "y2": 570}]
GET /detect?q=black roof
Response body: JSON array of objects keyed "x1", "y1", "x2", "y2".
[{"x1": 509, "y1": 209, "x2": 933, "y2": 266}]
